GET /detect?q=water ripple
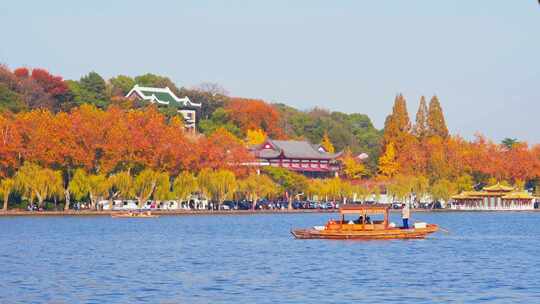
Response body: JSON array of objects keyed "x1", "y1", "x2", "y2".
[{"x1": 1, "y1": 212, "x2": 540, "y2": 303}]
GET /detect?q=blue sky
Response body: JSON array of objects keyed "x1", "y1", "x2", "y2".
[{"x1": 1, "y1": 1, "x2": 539, "y2": 142}]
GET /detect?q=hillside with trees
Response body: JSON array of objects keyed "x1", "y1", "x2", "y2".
[{"x1": 1, "y1": 64, "x2": 540, "y2": 210}]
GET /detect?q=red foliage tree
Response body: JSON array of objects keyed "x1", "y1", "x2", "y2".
[
  {"x1": 29, "y1": 68, "x2": 69, "y2": 98},
  {"x1": 13, "y1": 67, "x2": 29, "y2": 78}
]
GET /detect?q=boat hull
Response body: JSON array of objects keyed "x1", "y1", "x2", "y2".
[{"x1": 291, "y1": 224, "x2": 439, "y2": 240}]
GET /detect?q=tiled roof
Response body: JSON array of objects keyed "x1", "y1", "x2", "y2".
[
  {"x1": 126, "y1": 85, "x2": 201, "y2": 108},
  {"x1": 483, "y1": 183, "x2": 514, "y2": 192},
  {"x1": 254, "y1": 139, "x2": 342, "y2": 160}
]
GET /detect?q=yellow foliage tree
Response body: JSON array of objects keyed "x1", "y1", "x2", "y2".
[
  {"x1": 245, "y1": 129, "x2": 267, "y2": 146},
  {"x1": 321, "y1": 132, "x2": 335, "y2": 153},
  {"x1": 378, "y1": 142, "x2": 398, "y2": 178},
  {"x1": 341, "y1": 149, "x2": 366, "y2": 179}
]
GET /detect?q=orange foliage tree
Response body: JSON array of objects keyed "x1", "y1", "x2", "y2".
[{"x1": 225, "y1": 98, "x2": 284, "y2": 138}]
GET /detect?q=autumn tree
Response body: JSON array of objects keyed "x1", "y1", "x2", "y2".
[
  {"x1": 0, "y1": 113, "x2": 22, "y2": 176},
  {"x1": 411, "y1": 175, "x2": 430, "y2": 203},
  {"x1": 455, "y1": 174, "x2": 474, "y2": 193},
  {"x1": 152, "y1": 172, "x2": 171, "y2": 205},
  {"x1": 0, "y1": 178, "x2": 15, "y2": 211},
  {"x1": 341, "y1": 149, "x2": 367, "y2": 179},
  {"x1": 29, "y1": 68, "x2": 69, "y2": 102},
  {"x1": 352, "y1": 184, "x2": 369, "y2": 203},
  {"x1": 430, "y1": 179, "x2": 457, "y2": 207},
  {"x1": 383, "y1": 94, "x2": 412, "y2": 149},
  {"x1": 173, "y1": 171, "x2": 198, "y2": 202},
  {"x1": 198, "y1": 169, "x2": 237, "y2": 209},
  {"x1": 264, "y1": 167, "x2": 308, "y2": 209},
  {"x1": 225, "y1": 98, "x2": 284, "y2": 138},
  {"x1": 387, "y1": 175, "x2": 414, "y2": 203},
  {"x1": 198, "y1": 128, "x2": 254, "y2": 175},
  {"x1": 133, "y1": 169, "x2": 166, "y2": 208},
  {"x1": 69, "y1": 169, "x2": 110, "y2": 209},
  {"x1": 320, "y1": 132, "x2": 335, "y2": 153},
  {"x1": 238, "y1": 173, "x2": 278, "y2": 209},
  {"x1": 427, "y1": 95, "x2": 449, "y2": 139},
  {"x1": 378, "y1": 142, "x2": 398, "y2": 178},
  {"x1": 15, "y1": 162, "x2": 63, "y2": 208},
  {"x1": 245, "y1": 129, "x2": 266, "y2": 146},
  {"x1": 413, "y1": 96, "x2": 428, "y2": 139},
  {"x1": 109, "y1": 171, "x2": 134, "y2": 201}
]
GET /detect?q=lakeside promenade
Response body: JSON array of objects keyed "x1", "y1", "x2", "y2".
[{"x1": 1, "y1": 208, "x2": 538, "y2": 217}]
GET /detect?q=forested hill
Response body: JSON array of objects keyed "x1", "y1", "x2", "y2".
[{"x1": 0, "y1": 66, "x2": 383, "y2": 169}]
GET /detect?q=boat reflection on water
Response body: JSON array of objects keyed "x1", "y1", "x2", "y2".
[
  {"x1": 111, "y1": 210, "x2": 160, "y2": 218},
  {"x1": 291, "y1": 204, "x2": 438, "y2": 240}
]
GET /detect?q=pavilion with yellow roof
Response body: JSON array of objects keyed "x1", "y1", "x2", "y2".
[{"x1": 450, "y1": 183, "x2": 535, "y2": 211}]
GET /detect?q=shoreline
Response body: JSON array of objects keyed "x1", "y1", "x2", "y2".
[{"x1": 0, "y1": 208, "x2": 538, "y2": 217}]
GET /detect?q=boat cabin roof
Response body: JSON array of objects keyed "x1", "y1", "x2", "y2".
[{"x1": 339, "y1": 204, "x2": 390, "y2": 215}]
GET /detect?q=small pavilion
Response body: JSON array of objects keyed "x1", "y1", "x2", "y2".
[{"x1": 450, "y1": 183, "x2": 535, "y2": 211}]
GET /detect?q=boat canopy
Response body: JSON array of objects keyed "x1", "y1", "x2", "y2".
[{"x1": 340, "y1": 204, "x2": 390, "y2": 215}]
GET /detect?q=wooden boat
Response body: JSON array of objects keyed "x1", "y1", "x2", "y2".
[
  {"x1": 111, "y1": 211, "x2": 159, "y2": 218},
  {"x1": 291, "y1": 204, "x2": 438, "y2": 240}
]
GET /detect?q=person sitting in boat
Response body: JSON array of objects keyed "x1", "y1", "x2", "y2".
[
  {"x1": 401, "y1": 203, "x2": 410, "y2": 229},
  {"x1": 354, "y1": 216, "x2": 364, "y2": 224}
]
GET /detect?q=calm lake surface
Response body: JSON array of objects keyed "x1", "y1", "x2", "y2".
[{"x1": 1, "y1": 212, "x2": 540, "y2": 303}]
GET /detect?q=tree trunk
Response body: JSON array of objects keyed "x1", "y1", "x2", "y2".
[
  {"x1": 64, "y1": 189, "x2": 71, "y2": 211},
  {"x1": 90, "y1": 193, "x2": 96, "y2": 210},
  {"x1": 138, "y1": 198, "x2": 144, "y2": 209},
  {"x1": 252, "y1": 194, "x2": 258, "y2": 210},
  {"x1": 2, "y1": 194, "x2": 8, "y2": 211},
  {"x1": 288, "y1": 193, "x2": 293, "y2": 210},
  {"x1": 37, "y1": 195, "x2": 44, "y2": 209}
]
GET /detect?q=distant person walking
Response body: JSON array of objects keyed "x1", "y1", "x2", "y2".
[{"x1": 402, "y1": 203, "x2": 410, "y2": 229}]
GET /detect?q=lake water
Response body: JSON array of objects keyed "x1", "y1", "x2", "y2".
[{"x1": 1, "y1": 212, "x2": 540, "y2": 303}]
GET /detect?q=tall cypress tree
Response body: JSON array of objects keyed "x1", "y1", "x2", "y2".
[
  {"x1": 383, "y1": 94, "x2": 411, "y2": 148},
  {"x1": 413, "y1": 96, "x2": 428, "y2": 139},
  {"x1": 427, "y1": 95, "x2": 449, "y2": 138}
]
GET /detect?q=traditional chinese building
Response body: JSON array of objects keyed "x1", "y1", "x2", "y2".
[
  {"x1": 250, "y1": 139, "x2": 343, "y2": 177},
  {"x1": 126, "y1": 85, "x2": 201, "y2": 130},
  {"x1": 450, "y1": 183, "x2": 535, "y2": 211}
]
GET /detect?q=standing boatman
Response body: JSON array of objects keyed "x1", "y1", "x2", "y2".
[{"x1": 401, "y1": 203, "x2": 410, "y2": 229}]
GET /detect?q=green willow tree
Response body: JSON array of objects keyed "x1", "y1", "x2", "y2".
[
  {"x1": 173, "y1": 171, "x2": 198, "y2": 203},
  {"x1": 0, "y1": 178, "x2": 15, "y2": 211},
  {"x1": 264, "y1": 167, "x2": 308, "y2": 209},
  {"x1": 199, "y1": 169, "x2": 237, "y2": 210},
  {"x1": 109, "y1": 171, "x2": 134, "y2": 201},
  {"x1": 152, "y1": 172, "x2": 171, "y2": 207},
  {"x1": 238, "y1": 173, "x2": 279, "y2": 210},
  {"x1": 15, "y1": 162, "x2": 63, "y2": 208},
  {"x1": 69, "y1": 169, "x2": 110, "y2": 209},
  {"x1": 133, "y1": 169, "x2": 167, "y2": 209}
]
